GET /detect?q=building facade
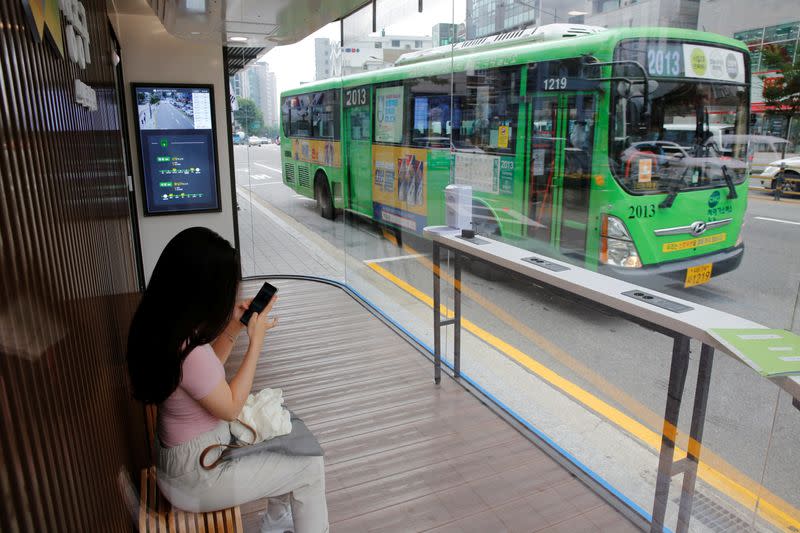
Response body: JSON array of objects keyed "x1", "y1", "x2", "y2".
[
  {"x1": 465, "y1": 0, "x2": 592, "y2": 39},
  {"x1": 432, "y1": 22, "x2": 466, "y2": 46},
  {"x1": 698, "y1": 0, "x2": 799, "y2": 140},
  {"x1": 466, "y1": 0, "x2": 536, "y2": 39},
  {"x1": 338, "y1": 35, "x2": 433, "y2": 76},
  {"x1": 315, "y1": 38, "x2": 337, "y2": 80},
  {"x1": 584, "y1": 0, "x2": 700, "y2": 29},
  {"x1": 263, "y1": 65, "x2": 278, "y2": 127},
  {"x1": 232, "y1": 62, "x2": 278, "y2": 127}
]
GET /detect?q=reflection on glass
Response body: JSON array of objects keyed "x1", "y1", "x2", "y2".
[{"x1": 230, "y1": 3, "x2": 800, "y2": 532}]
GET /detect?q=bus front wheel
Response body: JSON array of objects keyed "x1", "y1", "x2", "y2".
[{"x1": 315, "y1": 174, "x2": 335, "y2": 220}]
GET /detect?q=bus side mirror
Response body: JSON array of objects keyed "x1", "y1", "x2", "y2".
[{"x1": 617, "y1": 81, "x2": 654, "y2": 135}]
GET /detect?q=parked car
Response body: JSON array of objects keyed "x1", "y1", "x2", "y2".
[
  {"x1": 662, "y1": 123, "x2": 736, "y2": 153},
  {"x1": 759, "y1": 156, "x2": 800, "y2": 193},
  {"x1": 716, "y1": 135, "x2": 795, "y2": 175},
  {"x1": 248, "y1": 136, "x2": 263, "y2": 147}
]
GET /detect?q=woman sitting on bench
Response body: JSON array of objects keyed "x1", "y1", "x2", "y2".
[{"x1": 127, "y1": 226, "x2": 329, "y2": 533}]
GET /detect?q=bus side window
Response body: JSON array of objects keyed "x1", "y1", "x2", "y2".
[
  {"x1": 311, "y1": 90, "x2": 339, "y2": 140},
  {"x1": 291, "y1": 94, "x2": 311, "y2": 137},
  {"x1": 281, "y1": 97, "x2": 291, "y2": 137},
  {"x1": 453, "y1": 67, "x2": 519, "y2": 153},
  {"x1": 406, "y1": 75, "x2": 452, "y2": 148}
]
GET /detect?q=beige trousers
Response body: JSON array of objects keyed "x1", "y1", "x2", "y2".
[{"x1": 156, "y1": 421, "x2": 329, "y2": 533}]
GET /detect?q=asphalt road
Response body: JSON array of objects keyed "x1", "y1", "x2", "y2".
[
  {"x1": 234, "y1": 144, "x2": 800, "y2": 514},
  {"x1": 152, "y1": 102, "x2": 193, "y2": 130}
]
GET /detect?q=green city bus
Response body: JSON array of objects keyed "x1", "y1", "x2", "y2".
[{"x1": 280, "y1": 24, "x2": 751, "y2": 287}]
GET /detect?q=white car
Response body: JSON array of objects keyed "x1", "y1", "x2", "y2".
[
  {"x1": 248, "y1": 136, "x2": 263, "y2": 147},
  {"x1": 760, "y1": 156, "x2": 800, "y2": 193}
]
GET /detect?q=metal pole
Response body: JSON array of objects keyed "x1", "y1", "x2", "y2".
[
  {"x1": 454, "y1": 253, "x2": 462, "y2": 378},
  {"x1": 432, "y1": 242, "x2": 442, "y2": 385},
  {"x1": 676, "y1": 344, "x2": 715, "y2": 533},
  {"x1": 651, "y1": 335, "x2": 691, "y2": 533}
]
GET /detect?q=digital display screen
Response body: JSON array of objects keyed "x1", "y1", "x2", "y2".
[
  {"x1": 615, "y1": 40, "x2": 746, "y2": 83},
  {"x1": 132, "y1": 84, "x2": 221, "y2": 215},
  {"x1": 645, "y1": 43, "x2": 684, "y2": 77}
]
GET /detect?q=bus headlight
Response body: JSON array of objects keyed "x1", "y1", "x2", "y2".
[
  {"x1": 601, "y1": 214, "x2": 642, "y2": 268},
  {"x1": 735, "y1": 219, "x2": 744, "y2": 247}
]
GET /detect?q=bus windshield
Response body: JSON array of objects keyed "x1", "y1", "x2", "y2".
[{"x1": 610, "y1": 81, "x2": 749, "y2": 194}]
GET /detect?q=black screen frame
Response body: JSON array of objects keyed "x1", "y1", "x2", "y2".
[{"x1": 131, "y1": 82, "x2": 223, "y2": 217}]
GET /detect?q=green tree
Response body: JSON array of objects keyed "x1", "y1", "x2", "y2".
[
  {"x1": 233, "y1": 98, "x2": 264, "y2": 136},
  {"x1": 148, "y1": 94, "x2": 160, "y2": 118},
  {"x1": 761, "y1": 45, "x2": 800, "y2": 157}
]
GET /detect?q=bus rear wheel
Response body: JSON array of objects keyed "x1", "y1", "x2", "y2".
[{"x1": 315, "y1": 174, "x2": 335, "y2": 220}]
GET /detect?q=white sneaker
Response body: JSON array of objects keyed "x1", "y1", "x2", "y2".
[{"x1": 260, "y1": 496, "x2": 294, "y2": 533}]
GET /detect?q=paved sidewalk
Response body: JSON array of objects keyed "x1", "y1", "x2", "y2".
[{"x1": 236, "y1": 187, "x2": 344, "y2": 279}]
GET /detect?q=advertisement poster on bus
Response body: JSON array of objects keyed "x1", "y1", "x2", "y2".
[
  {"x1": 453, "y1": 152, "x2": 514, "y2": 195},
  {"x1": 375, "y1": 86, "x2": 404, "y2": 143},
  {"x1": 372, "y1": 145, "x2": 428, "y2": 231},
  {"x1": 291, "y1": 139, "x2": 341, "y2": 167}
]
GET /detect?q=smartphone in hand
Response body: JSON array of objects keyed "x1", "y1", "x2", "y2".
[{"x1": 240, "y1": 282, "x2": 278, "y2": 326}]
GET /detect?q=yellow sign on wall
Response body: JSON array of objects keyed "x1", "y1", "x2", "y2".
[
  {"x1": 497, "y1": 126, "x2": 509, "y2": 149},
  {"x1": 20, "y1": 0, "x2": 64, "y2": 57}
]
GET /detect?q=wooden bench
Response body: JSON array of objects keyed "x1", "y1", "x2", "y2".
[{"x1": 139, "y1": 404, "x2": 244, "y2": 533}]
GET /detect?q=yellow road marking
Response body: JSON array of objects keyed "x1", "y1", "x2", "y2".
[{"x1": 365, "y1": 260, "x2": 800, "y2": 530}]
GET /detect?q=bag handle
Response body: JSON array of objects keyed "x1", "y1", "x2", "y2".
[{"x1": 199, "y1": 419, "x2": 258, "y2": 470}]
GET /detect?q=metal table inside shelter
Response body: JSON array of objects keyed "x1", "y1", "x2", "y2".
[{"x1": 424, "y1": 225, "x2": 800, "y2": 533}]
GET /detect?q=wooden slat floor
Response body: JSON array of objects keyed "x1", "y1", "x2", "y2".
[{"x1": 227, "y1": 279, "x2": 639, "y2": 533}]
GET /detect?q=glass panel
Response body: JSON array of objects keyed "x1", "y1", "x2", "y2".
[
  {"x1": 231, "y1": 22, "x2": 346, "y2": 282},
  {"x1": 229, "y1": 3, "x2": 800, "y2": 533}
]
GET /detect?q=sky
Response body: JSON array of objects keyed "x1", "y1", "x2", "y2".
[
  {"x1": 251, "y1": 0, "x2": 586, "y2": 115},
  {"x1": 257, "y1": 0, "x2": 467, "y2": 99}
]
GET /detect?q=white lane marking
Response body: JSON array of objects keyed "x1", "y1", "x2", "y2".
[
  {"x1": 253, "y1": 162, "x2": 282, "y2": 173},
  {"x1": 242, "y1": 182, "x2": 285, "y2": 187},
  {"x1": 753, "y1": 216, "x2": 800, "y2": 226},
  {"x1": 364, "y1": 254, "x2": 426, "y2": 264},
  {"x1": 292, "y1": 195, "x2": 315, "y2": 201}
]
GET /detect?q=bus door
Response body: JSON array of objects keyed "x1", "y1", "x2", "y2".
[
  {"x1": 528, "y1": 93, "x2": 595, "y2": 258},
  {"x1": 343, "y1": 87, "x2": 373, "y2": 217}
]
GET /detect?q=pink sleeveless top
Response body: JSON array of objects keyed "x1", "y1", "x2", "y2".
[{"x1": 158, "y1": 344, "x2": 225, "y2": 447}]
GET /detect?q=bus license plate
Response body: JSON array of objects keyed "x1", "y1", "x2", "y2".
[{"x1": 685, "y1": 264, "x2": 712, "y2": 288}]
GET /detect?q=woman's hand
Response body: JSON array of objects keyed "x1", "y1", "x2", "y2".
[
  {"x1": 246, "y1": 296, "x2": 279, "y2": 348},
  {"x1": 226, "y1": 298, "x2": 252, "y2": 337}
]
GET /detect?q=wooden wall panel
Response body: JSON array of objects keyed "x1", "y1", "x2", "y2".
[{"x1": 0, "y1": 0, "x2": 143, "y2": 531}]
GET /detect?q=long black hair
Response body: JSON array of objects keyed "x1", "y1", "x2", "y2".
[{"x1": 127, "y1": 227, "x2": 239, "y2": 404}]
